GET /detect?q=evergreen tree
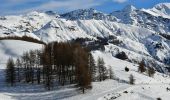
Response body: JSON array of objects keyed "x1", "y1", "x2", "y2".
[
  {"x1": 148, "y1": 67, "x2": 155, "y2": 77},
  {"x1": 29, "y1": 50, "x2": 36, "y2": 84},
  {"x1": 129, "y1": 74, "x2": 135, "y2": 85},
  {"x1": 108, "y1": 66, "x2": 115, "y2": 80},
  {"x1": 88, "y1": 53, "x2": 96, "y2": 81},
  {"x1": 138, "y1": 60, "x2": 146, "y2": 73},
  {"x1": 97, "y1": 57, "x2": 107, "y2": 81},
  {"x1": 6, "y1": 58, "x2": 16, "y2": 86},
  {"x1": 22, "y1": 52, "x2": 30, "y2": 83},
  {"x1": 35, "y1": 50, "x2": 41, "y2": 84},
  {"x1": 15, "y1": 58, "x2": 21, "y2": 82}
]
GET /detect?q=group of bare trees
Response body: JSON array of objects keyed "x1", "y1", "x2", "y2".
[
  {"x1": 5, "y1": 42, "x2": 92, "y2": 92},
  {"x1": 6, "y1": 50, "x2": 42, "y2": 86},
  {"x1": 5, "y1": 41, "x2": 118, "y2": 94},
  {"x1": 5, "y1": 42, "x2": 113, "y2": 93}
]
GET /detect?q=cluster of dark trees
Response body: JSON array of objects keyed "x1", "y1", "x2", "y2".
[
  {"x1": 72, "y1": 37, "x2": 105, "y2": 51},
  {"x1": 115, "y1": 51, "x2": 128, "y2": 60},
  {"x1": 71, "y1": 36, "x2": 122, "y2": 51},
  {"x1": 5, "y1": 42, "x2": 114, "y2": 93},
  {"x1": 138, "y1": 60, "x2": 155, "y2": 77},
  {"x1": 160, "y1": 33, "x2": 170, "y2": 40}
]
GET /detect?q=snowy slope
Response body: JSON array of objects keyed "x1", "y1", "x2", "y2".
[
  {"x1": 0, "y1": 2, "x2": 170, "y2": 100},
  {"x1": 0, "y1": 3, "x2": 170, "y2": 72},
  {"x1": 1, "y1": 51, "x2": 170, "y2": 100},
  {"x1": 150, "y1": 3, "x2": 170, "y2": 17},
  {"x1": 60, "y1": 8, "x2": 118, "y2": 21},
  {"x1": 111, "y1": 3, "x2": 170, "y2": 34},
  {"x1": 0, "y1": 11, "x2": 58, "y2": 38},
  {"x1": 0, "y1": 40, "x2": 43, "y2": 69},
  {"x1": 35, "y1": 17, "x2": 170, "y2": 68}
]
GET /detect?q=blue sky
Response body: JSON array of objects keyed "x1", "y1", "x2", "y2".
[{"x1": 0, "y1": 0, "x2": 170, "y2": 15}]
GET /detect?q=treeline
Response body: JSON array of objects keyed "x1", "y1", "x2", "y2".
[
  {"x1": 6, "y1": 42, "x2": 113, "y2": 93},
  {"x1": 71, "y1": 36, "x2": 122, "y2": 51},
  {"x1": 0, "y1": 36, "x2": 45, "y2": 44},
  {"x1": 160, "y1": 33, "x2": 170, "y2": 40}
]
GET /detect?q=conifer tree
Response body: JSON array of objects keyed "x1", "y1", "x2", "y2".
[
  {"x1": 108, "y1": 66, "x2": 115, "y2": 80},
  {"x1": 6, "y1": 58, "x2": 16, "y2": 86},
  {"x1": 88, "y1": 53, "x2": 96, "y2": 81},
  {"x1": 97, "y1": 57, "x2": 107, "y2": 81},
  {"x1": 29, "y1": 50, "x2": 36, "y2": 83},
  {"x1": 15, "y1": 58, "x2": 21, "y2": 82},
  {"x1": 148, "y1": 67, "x2": 155, "y2": 77},
  {"x1": 129, "y1": 74, "x2": 135, "y2": 85},
  {"x1": 138, "y1": 60, "x2": 146, "y2": 73}
]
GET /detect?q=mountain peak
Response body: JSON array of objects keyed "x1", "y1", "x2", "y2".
[
  {"x1": 60, "y1": 8, "x2": 108, "y2": 20},
  {"x1": 61, "y1": 8, "x2": 100, "y2": 17},
  {"x1": 152, "y1": 3, "x2": 170, "y2": 15},
  {"x1": 123, "y1": 5, "x2": 137, "y2": 12},
  {"x1": 154, "y1": 3, "x2": 170, "y2": 9},
  {"x1": 26, "y1": 11, "x2": 40, "y2": 16}
]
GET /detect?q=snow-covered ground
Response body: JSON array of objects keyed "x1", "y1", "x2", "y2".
[
  {"x1": 98, "y1": 83, "x2": 170, "y2": 100},
  {"x1": 1, "y1": 2, "x2": 170, "y2": 100},
  {"x1": 1, "y1": 46, "x2": 170, "y2": 100},
  {"x1": 0, "y1": 40, "x2": 43, "y2": 69}
]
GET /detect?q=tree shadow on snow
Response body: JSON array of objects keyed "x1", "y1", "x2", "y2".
[{"x1": 0, "y1": 69, "x2": 79, "y2": 100}]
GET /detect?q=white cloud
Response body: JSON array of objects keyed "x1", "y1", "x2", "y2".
[
  {"x1": 31, "y1": 0, "x2": 102, "y2": 11},
  {"x1": 6, "y1": 0, "x2": 38, "y2": 3},
  {"x1": 113, "y1": 0, "x2": 127, "y2": 3},
  {"x1": 1, "y1": 0, "x2": 106, "y2": 15}
]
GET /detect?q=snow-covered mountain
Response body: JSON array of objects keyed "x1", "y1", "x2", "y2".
[
  {"x1": 111, "y1": 3, "x2": 170, "y2": 34},
  {"x1": 0, "y1": 3, "x2": 170, "y2": 72},
  {"x1": 0, "y1": 40, "x2": 42, "y2": 68},
  {"x1": 1, "y1": 3, "x2": 170, "y2": 100},
  {"x1": 151, "y1": 3, "x2": 170, "y2": 16},
  {"x1": 60, "y1": 8, "x2": 118, "y2": 21}
]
